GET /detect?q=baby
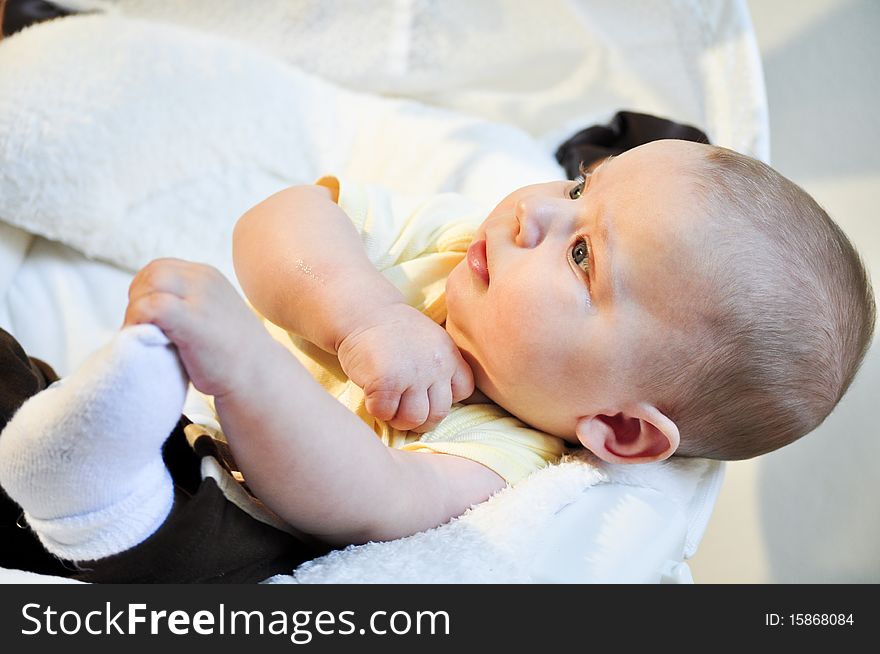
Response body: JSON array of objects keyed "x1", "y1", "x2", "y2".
[{"x1": 0, "y1": 139, "x2": 874, "y2": 582}]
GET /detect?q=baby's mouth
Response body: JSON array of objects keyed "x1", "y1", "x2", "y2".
[{"x1": 467, "y1": 239, "x2": 490, "y2": 286}]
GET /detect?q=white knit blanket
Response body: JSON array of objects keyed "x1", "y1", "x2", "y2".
[{"x1": 0, "y1": 13, "x2": 559, "y2": 284}]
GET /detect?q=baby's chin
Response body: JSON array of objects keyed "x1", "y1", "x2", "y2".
[
  {"x1": 443, "y1": 260, "x2": 469, "y2": 305},
  {"x1": 442, "y1": 270, "x2": 471, "y2": 342}
]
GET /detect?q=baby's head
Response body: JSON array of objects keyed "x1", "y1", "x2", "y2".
[{"x1": 445, "y1": 140, "x2": 875, "y2": 463}]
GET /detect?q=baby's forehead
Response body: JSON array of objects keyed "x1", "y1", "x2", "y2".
[
  {"x1": 610, "y1": 192, "x2": 718, "y2": 316},
  {"x1": 606, "y1": 157, "x2": 710, "y2": 246}
]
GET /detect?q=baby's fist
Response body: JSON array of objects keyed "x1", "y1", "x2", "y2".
[{"x1": 337, "y1": 303, "x2": 474, "y2": 432}]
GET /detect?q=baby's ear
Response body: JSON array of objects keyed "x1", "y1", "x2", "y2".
[{"x1": 575, "y1": 403, "x2": 680, "y2": 465}]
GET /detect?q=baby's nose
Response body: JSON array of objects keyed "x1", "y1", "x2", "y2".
[{"x1": 514, "y1": 197, "x2": 562, "y2": 248}]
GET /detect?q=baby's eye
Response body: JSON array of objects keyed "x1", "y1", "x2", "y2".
[
  {"x1": 568, "y1": 178, "x2": 586, "y2": 200},
  {"x1": 570, "y1": 237, "x2": 591, "y2": 274}
]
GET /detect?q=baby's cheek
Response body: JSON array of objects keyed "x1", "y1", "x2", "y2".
[
  {"x1": 493, "y1": 274, "x2": 557, "y2": 334},
  {"x1": 488, "y1": 286, "x2": 555, "y2": 372}
]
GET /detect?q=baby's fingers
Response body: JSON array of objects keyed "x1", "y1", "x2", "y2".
[
  {"x1": 364, "y1": 387, "x2": 403, "y2": 424},
  {"x1": 410, "y1": 383, "x2": 452, "y2": 433},
  {"x1": 124, "y1": 290, "x2": 185, "y2": 333},
  {"x1": 128, "y1": 258, "x2": 193, "y2": 302},
  {"x1": 450, "y1": 354, "x2": 475, "y2": 403},
  {"x1": 388, "y1": 387, "x2": 429, "y2": 432}
]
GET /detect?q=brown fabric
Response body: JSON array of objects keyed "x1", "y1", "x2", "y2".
[
  {"x1": 0, "y1": 329, "x2": 57, "y2": 433},
  {"x1": 0, "y1": 328, "x2": 71, "y2": 576},
  {"x1": 0, "y1": 0, "x2": 74, "y2": 37},
  {"x1": 555, "y1": 110, "x2": 710, "y2": 179},
  {"x1": 72, "y1": 476, "x2": 322, "y2": 584}
]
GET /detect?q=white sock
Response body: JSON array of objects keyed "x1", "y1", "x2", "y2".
[{"x1": 0, "y1": 324, "x2": 188, "y2": 562}]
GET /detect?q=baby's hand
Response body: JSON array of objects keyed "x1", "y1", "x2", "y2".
[
  {"x1": 124, "y1": 259, "x2": 274, "y2": 399},
  {"x1": 336, "y1": 303, "x2": 474, "y2": 432}
]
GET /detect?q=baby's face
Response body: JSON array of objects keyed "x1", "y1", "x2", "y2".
[{"x1": 445, "y1": 140, "x2": 712, "y2": 443}]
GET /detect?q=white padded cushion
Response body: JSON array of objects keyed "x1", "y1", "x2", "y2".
[{"x1": 106, "y1": 0, "x2": 770, "y2": 159}]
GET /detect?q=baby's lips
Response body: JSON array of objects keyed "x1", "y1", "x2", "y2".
[{"x1": 467, "y1": 239, "x2": 490, "y2": 285}]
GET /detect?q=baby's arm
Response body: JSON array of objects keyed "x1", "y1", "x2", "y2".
[
  {"x1": 233, "y1": 184, "x2": 393, "y2": 355},
  {"x1": 233, "y1": 184, "x2": 473, "y2": 431},
  {"x1": 213, "y1": 336, "x2": 505, "y2": 545},
  {"x1": 124, "y1": 260, "x2": 504, "y2": 545}
]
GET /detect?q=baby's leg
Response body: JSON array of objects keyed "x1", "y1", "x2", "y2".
[{"x1": 0, "y1": 324, "x2": 187, "y2": 562}]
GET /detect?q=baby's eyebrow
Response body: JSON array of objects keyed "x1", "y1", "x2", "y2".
[
  {"x1": 578, "y1": 154, "x2": 615, "y2": 179},
  {"x1": 578, "y1": 161, "x2": 590, "y2": 179}
]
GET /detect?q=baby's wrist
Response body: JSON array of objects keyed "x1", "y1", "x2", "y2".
[
  {"x1": 215, "y1": 335, "x2": 286, "y2": 403},
  {"x1": 331, "y1": 291, "x2": 409, "y2": 354}
]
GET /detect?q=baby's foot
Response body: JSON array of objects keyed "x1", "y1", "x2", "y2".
[{"x1": 0, "y1": 324, "x2": 187, "y2": 562}]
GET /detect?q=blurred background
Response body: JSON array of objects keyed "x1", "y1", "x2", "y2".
[{"x1": 689, "y1": 0, "x2": 880, "y2": 583}]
